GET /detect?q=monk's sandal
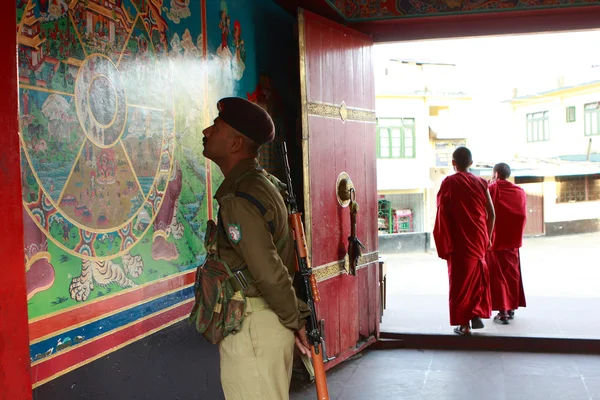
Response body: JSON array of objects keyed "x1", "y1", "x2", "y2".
[
  {"x1": 493, "y1": 313, "x2": 510, "y2": 325},
  {"x1": 454, "y1": 326, "x2": 471, "y2": 336}
]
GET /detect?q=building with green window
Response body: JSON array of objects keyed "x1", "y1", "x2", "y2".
[
  {"x1": 502, "y1": 81, "x2": 600, "y2": 235},
  {"x1": 375, "y1": 59, "x2": 474, "y2": 253},
  {"x1": 509, "y1": 80, "x2": 600, "y2": 158}
]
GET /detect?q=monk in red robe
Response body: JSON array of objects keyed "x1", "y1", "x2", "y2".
[
  {"x1": 486, "y1": 163, "x2": 527, "y2": 324},
  {"x1": 434, "y1": 147, "x2": 495, "y2": 335}
]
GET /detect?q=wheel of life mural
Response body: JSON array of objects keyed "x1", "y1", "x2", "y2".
[{"x1": 18, "y1": 0, "x2": 183, "y2": 303}]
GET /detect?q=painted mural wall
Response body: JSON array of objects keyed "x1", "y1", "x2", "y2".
[{"x1": 17, "y1": 0, "x2": 297, "y2": 388}]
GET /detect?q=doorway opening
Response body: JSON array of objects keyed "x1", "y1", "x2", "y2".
[{"x1": 375, "y1": 30, "x2": 600, "y2": 339}]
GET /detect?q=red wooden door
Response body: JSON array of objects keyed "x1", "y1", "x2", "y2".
[
  {"x1": 298, "y1": 9, "x2": 379, "y2": 370},
  {"x1": 520, "y1": 183, "x2": 545, "y2": 236}
]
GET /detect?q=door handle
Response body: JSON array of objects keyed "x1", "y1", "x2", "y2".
[{"x1": 347, "y1": 188, "x2": 365, "y2": 276}]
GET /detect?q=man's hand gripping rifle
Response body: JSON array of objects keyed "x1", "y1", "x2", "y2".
[{"x1": 280, "y1": 141, "x2": 330, "y2": 400}]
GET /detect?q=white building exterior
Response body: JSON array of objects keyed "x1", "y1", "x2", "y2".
[{"x1": 376, "y1": 61, "x2": 600, "y2": 251}]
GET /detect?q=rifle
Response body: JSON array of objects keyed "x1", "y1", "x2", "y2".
[{"x1": 280, "y1": 141, "x2": 330, "y2": 400}]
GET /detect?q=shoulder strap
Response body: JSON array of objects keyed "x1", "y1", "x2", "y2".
[
  {"x1": 217, "y1": 207, "x2": 227, "y2": 239},
  {"x1": 234, "y1": 191, "x2": 275, "y2": 235},
  {"x1": 217, "y1": 167, "x2": 286, "y2": 241},
  {"x1": 217, "y1": 191, "x2": 275, "y2": 236}
]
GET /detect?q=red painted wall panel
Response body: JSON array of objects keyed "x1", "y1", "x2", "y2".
[
  {"x1": 0, "y1": 5, "x2": 33, "y2": 400},
  {"x1": 337, "y1": 273, "x2": 359, "y2": 352},
  {"x1": 306, "y1": 22, "x2": 323, "y2": 105},
  {"x1": 302, "y1": 9, "x2": 378, "y2": 364},
  {"x1": 357, "y1": 267, "x2": 369, "y2": 338},
  {"x1": 331, "y1": 28, "x2": 345, "y2": 107},
  {"x1": 308, "y1": 115, "x2": 340, "y2": 266},
  {"x1": 363, "y1": 40, "x2": 375, "y2": 110},
  {"x1": 368, "y1": 263, "x2": 379, "y2": 335},
  {"x1": 320, "y1": 28, "x2": 334, "y2": 106},
  {"x1": 316, "y1": 278, "x2": 341, "y2": 357},
  {"x1": 332, "y1": 117, "x2": 349, "y2": 255}
]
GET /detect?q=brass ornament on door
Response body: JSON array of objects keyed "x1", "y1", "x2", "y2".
[
  {"x1": 339, "y1": 101, "x2": 348, "y2": 122},
  {"x1": 336, "y1": 172, "x2": 354, "y2": 207}
]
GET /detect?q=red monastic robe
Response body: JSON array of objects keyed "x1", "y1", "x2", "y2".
[
  {"x1": 485, "y1": 179, "x2": 527, "y2": 312},
  {"x1": 434, "y1": 172, "x2": 492, "y2": 326}
]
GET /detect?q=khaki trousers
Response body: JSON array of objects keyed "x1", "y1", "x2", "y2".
[{"x1": 219, "y1": 296, "x2": 295, "y2": 400}]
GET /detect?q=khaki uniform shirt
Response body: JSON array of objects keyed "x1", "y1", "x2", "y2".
[{"x1": 215, "y1": 158, "x2": 309, "y2": 331}]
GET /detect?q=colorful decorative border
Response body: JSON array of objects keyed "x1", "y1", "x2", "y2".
[
  {"x1": 30, "y1": 285, "x2": 194, "y2": 364},
  {"x1": 31, "y1": 299, "x2": 194, "y2": 388},
  {"x1": 28, "y1": 270, "x2": 195, "y2": 342},
  {"x1": 324, "y1": 0, "x2": 600, "y2": 22},
  {"x1": 27, "y1": 268, "x2": 196, "y2": 388}
]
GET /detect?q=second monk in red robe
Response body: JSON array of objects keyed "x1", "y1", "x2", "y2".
[
  {"x1": 434, "y1": 147, "x2": 496, "y2": 335},
  {"x1": 486, "y1": 163, "x2": 527, "y2": 324}
]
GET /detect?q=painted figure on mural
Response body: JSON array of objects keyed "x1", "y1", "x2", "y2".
[
  {"x1": 21, "y1": 164, "x2": 38, "y2": 203},
  {"x1": 96, "y1": 149, "x2": 116, "y2": 185},
  {"x1": 22, "y1": 89, "x2": 30, "y2": 115},
  {"x1": 218, "y1": 1, "x2": 231, "y2": 52},
  {"x1": 151, "y1": 162, "x2": 184, "y2": 261},
  {"x1": 247, "y1": 73, "x2": 284, "y2": 179},
  {"x1": 45, "y1": 0, "x2": 68, "y2": 20},
  {"x1": 231, "y1": 20, "x2": 245, "y2": 80},
  {"x1": 23, "y1": 208, "x2": 56, "y2": 301},
  {"x1": 247, "y1": 73, "x2": 279, "y2": 119},
  {"x1": 170, "y1": 33, "x2": 184, "y2": 58},
  {"x1": 143, "y1": 0, "x2": 170, "y2": 52},
  {"x1": 21, "y1": 164, "x2": 56, "y2": 302},
  {"x1": 215, "y1": 0, "x2": 245, "y2": 81}
]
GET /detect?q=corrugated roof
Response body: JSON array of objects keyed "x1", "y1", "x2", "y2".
[
  {"x1": 559, "y1": 154, "x2": 600, "y2": 163},
  {"x1": 506, "y1": 80, "x2": 600, "y2": 103},
  {"x1": 471, "y1": 157, "x2": 600, "y2": 177}
]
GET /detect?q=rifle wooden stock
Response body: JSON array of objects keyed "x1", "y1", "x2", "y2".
[
  {"x1": 289, "y1": 211, "x2": 329, "y2": 400},
  {"x1": 289, "y1": 212, "x2": 320, "y2": 302},
  {"x1": 311, "y1": 343, "x2": 329, "y2": 400}
]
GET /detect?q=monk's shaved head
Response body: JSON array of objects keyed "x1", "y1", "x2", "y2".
[
  {"x1": 494, "y1": 163, "x2": 511, "y2": 180},
  {"x1": 452, "y1": 146, "x2": 473, "y2": 171}
]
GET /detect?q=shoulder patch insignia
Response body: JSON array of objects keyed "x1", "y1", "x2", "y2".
[{"x1": 227, "y1": 223, "x2": 242, "y2": 244}]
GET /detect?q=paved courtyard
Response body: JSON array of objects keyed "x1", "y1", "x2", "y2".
[
  {"x1": 380, "y1": 232, "x2": 600, "y2": 338},
  {"x1": 291, "y1": 349, "x2": 600, "y2": 400}
]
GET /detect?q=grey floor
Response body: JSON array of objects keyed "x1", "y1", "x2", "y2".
[
  {"x1": 290, "y1": 349, "x2": 600, "y2": 400},
  {"x1": 291, "y1": 233, "x2": 600, "y2": 399},
  {"x1": 380, "y1": 232, "x2": 600, "y2": 338}
]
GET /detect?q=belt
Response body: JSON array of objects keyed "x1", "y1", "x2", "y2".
[
  {"x1": 245, "y1": 296, "x2": 269, "y2": 313},
  {"x1": 229, "y1": 266, "x2": 253, "y2": 292}
]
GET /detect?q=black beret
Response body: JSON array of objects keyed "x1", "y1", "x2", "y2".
[{"x1": 217, "y1": 97, "x2": 275, "y2": 145}]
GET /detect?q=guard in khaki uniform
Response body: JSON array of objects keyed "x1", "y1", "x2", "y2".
[{"x1": 202, "y1": 97, "x2": 311, "y2": 400}]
